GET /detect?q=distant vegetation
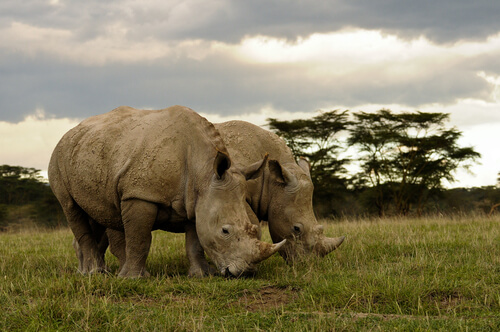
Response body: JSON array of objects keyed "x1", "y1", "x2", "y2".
[
  {"x1": 268, "y1": 109, "x2": 500, "y2": 218},
  {"x1": 0, "y1": 165, "x2": 65, "y2": 230}
]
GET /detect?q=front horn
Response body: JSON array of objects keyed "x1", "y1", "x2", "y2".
[
  {"x1": 314, "y1": 236, "x2": 345, "y2": 256},
  {"x1": 253, "y1": 239, "x2": 287, "y2": 263}
]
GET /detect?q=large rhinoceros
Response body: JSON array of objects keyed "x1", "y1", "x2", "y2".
[
  {"x1": 103, "y1": 120, "x2": 345, "y2": 264},
  {"x1": 48, "y1": 106, "x2": 284, "y2": 278},
  {"x1": 215, "y1": 120, "x2": 345, "y2": 262}
]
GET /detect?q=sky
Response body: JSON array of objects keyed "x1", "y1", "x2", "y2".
[{"x1": 1, "y1": 0, "x2": 500, "y2": 187}]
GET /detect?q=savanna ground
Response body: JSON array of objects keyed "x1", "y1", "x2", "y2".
[{"x1": 0, "y1": 215, "x2": 499, "y2": 331}]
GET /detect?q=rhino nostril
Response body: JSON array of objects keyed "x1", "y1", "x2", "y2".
[{"x1": 224, "y1": 267, "x2": 234, "y2": 278}]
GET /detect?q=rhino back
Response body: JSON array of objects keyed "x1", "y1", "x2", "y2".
[
  {"x1": 215, "y1": 120, "x2": 294, "y2": 165},
  {"x1": 50, "y1": 105, "x2": 225, "y2": 226}
]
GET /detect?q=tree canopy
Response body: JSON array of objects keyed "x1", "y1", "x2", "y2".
[
  {"x1": 349, "y1": 110, "x2": 480, "y2": 215},
  {"x1": 0, "y1": 165, "x2": 64, "y2": 228},
  {"x1": 267, "y1": 109, "x2": 482, "y2": 217}
]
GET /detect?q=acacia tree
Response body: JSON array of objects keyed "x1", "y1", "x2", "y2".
[
  {"x1": 348, "y1": 109, "x2": 481, "y2": 216},
  {"x1": 267, "y1": 110, "x2": 351, "y2": 215}
]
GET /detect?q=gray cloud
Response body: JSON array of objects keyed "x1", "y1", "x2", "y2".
[
  {"x1": 1, "y1": 1, "x2": 500, "y2": 124},
  {"x1": 194, "y1": 0, "x2": 500, "y2": 44},
  {"x1": 3, "y1": 0, "x2": 500, "y2": 44},
  {"x1": 1, "y1": 45, "x2": 494, "y2": 123}
]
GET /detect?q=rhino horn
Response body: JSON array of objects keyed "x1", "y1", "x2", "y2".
[
  {"x1": 253, "y1": 239, "x2": 287, "y2": 263},
  {"x1": 314, "y1": 236, "x2": 345, "y2": 256}
]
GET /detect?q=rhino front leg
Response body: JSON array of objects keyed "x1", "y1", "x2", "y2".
[
  {"x1": 185, "y1": 222, "x2": 216, "y2": 277},
  {"x1": 118, "y1": 199, "x2": 157, "y2": 278}
]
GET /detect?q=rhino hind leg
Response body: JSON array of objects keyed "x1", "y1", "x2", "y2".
[
  {"x1": 185, "y1": 222, "x2": 217, "y2": 277},
  {"x1": 64, "y1": 203, "x2": 107, "y2": 274},
  {"x1": 94, "y1": 220, "x2": 109, "y2": 262},
  {"x1": 107, "y1": 228, "x2": 126, "y2": 273},
  {"x1": 72, "y1": 237, "x2": 84, "y2": 272},
  {"x1": 118, "y1": 199, "x2": 157, "y2": 278},
  {"x1": 72, "y1": 218, "x2": 110, "y2": 274}
]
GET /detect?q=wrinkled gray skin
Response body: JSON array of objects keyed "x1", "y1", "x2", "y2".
[
  {"x1": 49, "y1": 106, "x2": 284, "y2": 278},
  {"x1": 215, "y1": 121, "x2": 345, "y2": 263}
]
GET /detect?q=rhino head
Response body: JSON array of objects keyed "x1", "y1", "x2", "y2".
[
  {"x1": 194, "y1": 151, "x2": 285, "y2": 277},
  {"x1": 264, "y1": 158, "x2": 345, "y2": 263}
]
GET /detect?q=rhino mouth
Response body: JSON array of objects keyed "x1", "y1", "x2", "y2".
[
  {"x1": 221, "y1": 264, "x2": 257, "y2": 278},
  {"x1": 222, "y1": 267, "x2": 241, "y2": 278}
]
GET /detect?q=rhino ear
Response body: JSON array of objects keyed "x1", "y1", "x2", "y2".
[
  {"x1": 269, "y1": 160, "x2": 297, "y2": 186},
  {"x1": 243, "y1": 153, "x2": 269, "y2": 180},
  {"x1": 214, "y1": 150, "x2": 231, "y2": 179},
  {"x1": 297, "y1": 157, "x2": 311, "y2": 175}
]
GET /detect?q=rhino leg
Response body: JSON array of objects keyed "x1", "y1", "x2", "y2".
[
  {"x1": 72, "y1": 237, "x2": 84, "y2": 272},
  {"x1": 107, "y1": 228, "x2": 126, "y2": 273},
  {"x1": 118, "y1": 199, "x2": 157, "y2": 278},
  {"x1": 185, "y1": 222, "x2": 217, "y2": 277},
  {"x1": 65, "y1": 204, "x2": 107, "y2": 274},
  {"x1": 73, "y1": 219, "x2": 110, "y2": 273},
  {"x1": 95, "y1": 221, "x2": 109, "y2": 262}
]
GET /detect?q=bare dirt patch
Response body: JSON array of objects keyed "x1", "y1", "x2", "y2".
[
  {"x1": 231, "y1": 285, "x2": 299, "y2": 312},
  {"x1": 426, "y1": 290, "x2": 464, "y2": 311}
]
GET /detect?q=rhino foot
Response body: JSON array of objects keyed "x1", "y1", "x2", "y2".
[
  {"x1": 77, "y1": 259, "x2": 109, "y2": 275},
  {"x1": 78, "y1": 266, "x2": 110, "y2": 275}
]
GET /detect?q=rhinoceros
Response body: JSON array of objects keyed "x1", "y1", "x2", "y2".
[
  {"x1": 48, "y1": 105, "x2": 284, "y2": 278},
  {"x1": 96, "y1": 119, "x2": 345, "y2": 266},
  {"x1": 214, "y1": 120, "x2": 345, "y2": 262}
]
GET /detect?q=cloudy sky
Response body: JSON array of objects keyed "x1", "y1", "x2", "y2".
[{"x1": 1, "y1": 0, "x2": 500, "y2": 187}]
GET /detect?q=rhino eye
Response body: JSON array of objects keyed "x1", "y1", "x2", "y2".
[
  {"x1": 222, "y1": 227, "x2": 230, "y2": 234},
  {"x1": 293, "y1": 225, "x2": 301, "y2": 233}
]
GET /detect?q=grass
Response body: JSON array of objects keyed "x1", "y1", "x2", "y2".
[{"x1": 0, "y1": 216, "x2": 499, "y2": 331}]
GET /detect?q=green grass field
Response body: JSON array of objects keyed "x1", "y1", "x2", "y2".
[{"x1": 1, "y1": 216, "x2": 499, "y2": 331}]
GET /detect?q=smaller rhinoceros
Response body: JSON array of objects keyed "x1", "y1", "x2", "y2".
[
  {"x1": 49, "y1": 106, "x2": 284, "y2": 278},
  {"x1": 215, "y1": 120, "x2": 345, "y2": 262}
]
